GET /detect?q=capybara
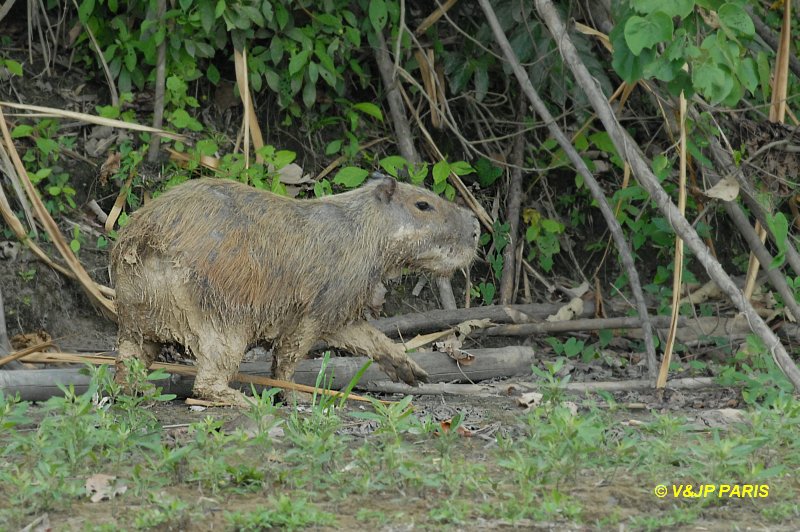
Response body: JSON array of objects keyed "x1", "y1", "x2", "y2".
[{"x1": 112, "y1": 176, "x2": 479, "y2": 405}]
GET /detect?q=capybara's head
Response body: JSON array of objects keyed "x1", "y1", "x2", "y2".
[{"x1": 366, "y1": 176, "x2": 480, "y2": 276}]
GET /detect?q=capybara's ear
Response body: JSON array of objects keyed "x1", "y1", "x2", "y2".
[{"x1": 374, "y1": 176, "x2": 397, "y2": 204}]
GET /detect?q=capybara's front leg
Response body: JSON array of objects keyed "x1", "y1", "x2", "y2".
[{"x1": 324, "y1": 322, "x2": 428, "y2": 385}]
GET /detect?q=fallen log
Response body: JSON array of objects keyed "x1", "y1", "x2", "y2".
[{"x1": 4, "y1": 346, "x2": 535, "y2": 402}]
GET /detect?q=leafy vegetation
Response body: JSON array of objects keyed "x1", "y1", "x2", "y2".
[{"x1": 0, "y1": 367, "x2": 798, "y2": 529}]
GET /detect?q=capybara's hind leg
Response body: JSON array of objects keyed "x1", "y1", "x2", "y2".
[
  {"x1": 115, "y1": 337, "x2": 160, "y2": 388},
  {"x1": 190, "y1": 331, "x2": 250, "y2": 407}
]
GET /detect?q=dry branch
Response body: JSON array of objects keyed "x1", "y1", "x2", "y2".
[
  {"x1": 370, "y1": 301, "x2": 598, "y2": 338},
  {"x1": 532, "y1": 0, "x2": 800, "y2": 390},
  {"x1": 478, "y1": 0, "x2": 658, "y2": 379},
  {"x1": 499, "y1": 97, "x2": 526, "y2": 304},
  {"x1": 146, "y1": 0, "x2": 167, "y2": 162},
  {"x1": 364, "y1": 377, "x2": 719, "y2": 396},
  {"x1": 0, "y1": 286, "x2": 10, "y2": 357}
]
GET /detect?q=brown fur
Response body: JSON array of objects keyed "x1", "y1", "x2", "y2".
[{"x1": 112, "y1": 177, "x2": 479, "y2": 405}]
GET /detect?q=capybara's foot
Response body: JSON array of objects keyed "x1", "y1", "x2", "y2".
[
  {"x1": 372, "y1": 347, "x2": 428, "y2": 386},
  {"x1": 194, "y1": 384, "x2": 252, "y2": 408}
]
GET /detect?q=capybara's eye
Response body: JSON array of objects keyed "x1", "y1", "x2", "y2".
[{"x1": 415, "y1": 201, "x2": 432, "y2": 211}]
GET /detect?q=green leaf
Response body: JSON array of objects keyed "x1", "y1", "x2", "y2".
[
  {"x1": 474, "y1": 158, "x2": 502, "y2": 187},
  {"x1": 35, "y1": 137, "x2": 58, "y2": 156},
  {"x1": 47, "y1": 185, "x2": 62, "y2": 196},
  {"x1": 692, "y1": 59, "x2": 733, "y2": 103},
  {"x1": 766, "y1": 212, "x2": 788, "y2": 270},
  {"x1": 632, "y1": 0, "x2": 695, "y2": 18},
  {"x1": 288, "y1": 50, "x2": 310, "y2": 76},
  {"x1": 4, "y1": 59, "x2": 23, "y2": 77},
  {"x1": 265, "y1": 70, "x2": 280, "y2": 92},
  {"x1": 207, "y1": 63, "x2": 220, "y2": 85},
  {"x1": 718, "y1": 3, "x2": 754, "y2": 37},
  {"x1": 541, "y1": 219, "x2": 564, "y2": 233},
  {"x1": 124, "y1": 47, "x2": 136, "y2": 72},
  {"x1": 11, "y1": 125, "x2": 33, "y2": 138},
  {"x1": 272, "y1": 150, "x2": 296, "y2": 168},
  {"x1": 369, "y1": 0, "x2": 388, "y2": 32},
  {"x1": 432, "y1": 160, "x2": 450, "y2": 184},
  {"x1": 325, "y1": 139, "x2": 342, "y2": 155},
  {"x1": 379, "y1": 155, "x2": 408, "y2": 177},
  {"x1": 736, "y1": 57, "x2": 758, "y2": 93},
  {"x1": 316, "y1": 13, "x2": 341, "y2": 29},
  {"x1": 195, "y1": 139, "x2": 218, "y2": 156},
  {"x1": 479, "y1": 282, "x2": 495, "y2": 304},
  {"x1": 333, "y1": 166, "x2": 369, "y2": 188},
  {"x1": 169, "y1": 109, "x2": 203, "y2": 131},
  {"x1": 199, "y1": 0, "x2": 216, "y2": 33},
  {"x1": 77, "y1": 0, "x2": 94, "y2": 22},
  {"x1": 756, "y1": 51, "x2": 770, "y2": 103},
  {"x1": 624, "y1": 12, "x2": 673, "y2": 55},
  {"x1": 302, "y1": 80, "x2": 316, "y2": 108},
  {"x1": 449, "y1": 161, "x2": 474, "y2": 176},
  {"x1": 611, "y1": 24, "x2": 654, "y2": 82},
  {"x1": 352, "y1": 102, "x2": 383, "y2": 121}
]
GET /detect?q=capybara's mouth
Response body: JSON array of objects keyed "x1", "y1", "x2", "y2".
[{"x1": 417, "y1": 245, "x2": 476, "y2": 275}]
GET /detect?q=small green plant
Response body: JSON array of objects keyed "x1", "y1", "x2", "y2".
[
  {"x1": 546, "y1": 336, "x2": 601, "y2": 363},
  {"x1": 523, "y1": 207, "x2": 564, "y2": 272},
  {"x1": 717, "y1": 334, "x2": 794, "y2": 406},
  {"x1": 69, "y1": 225, "x2": 84, "y2": 254},
  {"x1": 133, "y1": 494, "x2": 192, "y2": 530},
  {"x1": 530, "y1": 357, "x2": 571, "y2": 405},
  {"x1": 18, "y1": 268, "x2": 36, "y2": 282},
  {"x1": 350, "y1": 394, "x2": 416, "y2": 442},
  {"x1": 225, "y1": 495, "x2": 336, "y2": 530},
  {"x1": 13, "y1": 120, "x2": 78, "y2": 214}
]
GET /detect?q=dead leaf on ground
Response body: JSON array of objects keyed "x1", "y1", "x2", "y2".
[
  {"x1": 517, "y1": 392, "x2": 579, "y2": 416},
  {"x1": 454, "y1": 318, "x2": 491, "y2": 336},
  {"x1": 546, "y1": 297, "x2": 584, "y2": 322},
  {"x1": 517, "y1": 391, "x2": 543, "y2": 409},
  {"x1": 85, "y1": 473, "x2": 127, "y2": 503},
  {"x1": 439, "y1": 418, "x2": 473, "y2": 437},
  {"x1": 98, "y1": 152, "x2": 121, "y2": 185},
  {"x1": 435, "y1": 337, "x2": 474, "y2": 365},
  {"x1": 11, "y1": 331, "x2": 53, "y2": 351}
]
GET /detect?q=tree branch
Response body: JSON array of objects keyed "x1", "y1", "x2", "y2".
[
  {"x1": 532, "y1": 0, "x2": 800, "y2": 390},
  {"x1": 478, "y1": 0, "x2": 658, "y2": 379}
]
